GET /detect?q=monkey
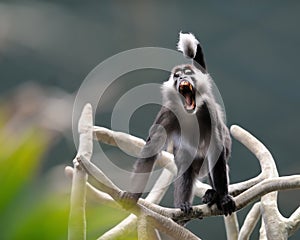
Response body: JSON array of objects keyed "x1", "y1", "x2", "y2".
[{"x1": 121, "y1": 32, "x2": 236, "y2": 217}]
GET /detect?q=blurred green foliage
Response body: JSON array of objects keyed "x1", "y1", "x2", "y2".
[{"x1": 0, "y1": 114, "x2": 136, "y2": 240}]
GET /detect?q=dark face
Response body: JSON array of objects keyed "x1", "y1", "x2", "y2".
[{"x1": 173, "y1": 65, "x2": 196, "y2": 112}]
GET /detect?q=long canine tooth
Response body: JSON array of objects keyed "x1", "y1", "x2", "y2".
[{"x1": 189, "y1": 84, "x2": 193, "y2": 91}]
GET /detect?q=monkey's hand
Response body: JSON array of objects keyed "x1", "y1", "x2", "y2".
[
  {"x1": 202, "y1": 189, "x2": 236, "y2": 216},
  {"x1": 119, "y1": 192, "x2": 141, "y2": 210},
  {"x1": 202, "y1": 189, "x2": 219, "y2": 206}
]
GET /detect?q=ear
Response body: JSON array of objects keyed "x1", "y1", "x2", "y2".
[{"x1": 177, "y1": 32, "x2": 206, "y2": 70}]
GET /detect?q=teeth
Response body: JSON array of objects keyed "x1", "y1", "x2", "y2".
[
  {"x1": 179, "y1": 81, "x2": 193, "y2": 91},
  {"x1": 180, "y1": 81, "x2": 189, "y2": 86}
]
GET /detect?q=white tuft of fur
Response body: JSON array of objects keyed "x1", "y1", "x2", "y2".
[{"x1": 177, "y1": 32, "x2": 199, "y2": 59}]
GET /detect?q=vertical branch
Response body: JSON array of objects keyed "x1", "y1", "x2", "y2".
[
  {"x1": 230, "y1": 125, "x2": 286, "y2": 239},
  {"x1": 287, "y1": 206, "x2": 300, "y2": 236},
  {"x1": 68, "y1": 104, "x2": 93, "y2": 240},
  {"x1": 224, "y1": 214, "x2": 239, "y2": 240},
  {"x1": 259, "y1": 218, "x2": 267, "y2": 240},
  {"x1": 238, "y1": 203, "x2": 261, "y2": 240},
  {"x1": 137, "y1": 214, "x2": 160, "y2": 240}
]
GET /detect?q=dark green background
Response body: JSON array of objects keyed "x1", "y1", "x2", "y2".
[{"x1": 0, "y1": 1, "x2": 299, "y2": 239}]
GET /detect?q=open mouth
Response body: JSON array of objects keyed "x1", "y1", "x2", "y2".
[{"x1": 178, "y1": 80, "x2": 196, "y2": 112}]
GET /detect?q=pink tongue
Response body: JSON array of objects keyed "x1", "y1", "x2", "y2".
[
  {"x1": 185, "y1": 94, "x2": 193, "y2": 109},
  {"x1": 186, "y1": 95, "x2": 192, "y2": 105}
]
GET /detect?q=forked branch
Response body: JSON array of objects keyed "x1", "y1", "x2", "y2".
[{"x1": 67, "y1": 105, "x2": 300, "y2": 240}]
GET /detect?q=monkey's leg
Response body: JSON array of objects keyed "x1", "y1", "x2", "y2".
[
  {"x1": 120, "y1": 112, "x2": 171, "y2": 207},
  {"x1": 202, "y1": 173, "x2": 219, "y2": 208},
  {"x1": 210, "y1": 149, "x2": 236, "y2": 216},
  {"x1": 120, "y1": 144, "x2": 159, "y2": 208},
  {"x1": 174, "y1": 165, "x2": 195, "y2": 214}
]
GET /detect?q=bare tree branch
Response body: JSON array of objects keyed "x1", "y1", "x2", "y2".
[
  {"x1": 65, "y1": 166, "x2": 118, "y2": 207},
  {"x1": 97, "y1": 214, "x2": 137, "y2": 240},
  {"x1": 78, "y1": 152, "x2": 300, "y2": 221},
  {"x1": 98, "y1": 168, "x2": 174, "y2": 240},
  {"x1": 67, "y1": 165, "x2": 175, "y2": 240},
  {"x1": 67, "y1": 106, "x2": 300, "y2": 239},
  {"x1": 230, "y1": 125, "x2": 300, "y2": 240},
  {"x1": 137, "y1": 213, "x2": 160, "y2": 240},
  {"x1": 234, "y1": 175, "x2": 300, "y2": 210},
  {"x1": 68, "y1": 103, "x2": 93, "y2": 240},
  {"x1": 287, "y1": 206, "x2": 300, "y2": 236},
  {"x1": 259, "y1": 218, "x2": 267, "y2": 240},
  {"x1": 229, "y1": 174, "x2": 265, "y2": 197},
  {"x1": 224, "y1": 214, "x2": 239, "y2": 240},
  {"x1": 77, "y1": 155, "x2": 200, "y2": 240},
  {"x1": 238, "y1": 202, "x2": 261, "y2": 240},
  {"x1": 93, "y1": 126, "x2": 177, "y2": 175}
]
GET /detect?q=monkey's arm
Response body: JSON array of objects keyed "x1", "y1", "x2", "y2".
[
  {"x1": 202, "y1": 141, "x2": 235, "y2": 215},
  {"x1": 201, "y1": 99, "x2": 236, "y2": 215},
  {"x1": 121, "y1": 107, "x2": 177, "y2": 204}
]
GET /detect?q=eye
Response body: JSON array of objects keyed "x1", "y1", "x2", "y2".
[
  {"x1": 184, "y1": 69, "x2": 193, "y2": 75},
  {"x1": 174, "y1": 70, "x2": 182, "y2": 78}
]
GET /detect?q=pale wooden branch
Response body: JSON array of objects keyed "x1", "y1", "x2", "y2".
[
  {"x1": 259, "y1": 218, "x2": 267, "y2": 240},
  {"x1": 194, "y1": 180, "x2": 211, "y2": 198},
  {"x1": 98, "y1": 215, "x2": 137, "y2": 240},
  {"x1": 229, "y1": 174, "x2": 265, "y2": 197},
  {"x1": 137, "y1": 176, "x2": 300, "y2": 223},
  {"x1": 77, "y1": 151, "x2": 300, "y2": 223},
  {"x1": 68, "y1": 103, "x2": 93, "y2": 240},
  {"x1": 65, "y1": 166, "x2": 119, "y2": 208},
  {"x1": 93, "y1": 126, "x2": 177, "y2": 175},
  {"x1": 287, "y1": 206, "x2": 300, "y2": 236},
  {"x1": 91, "y1": 124, "x2": 300, "y2": 239},
  {"x1": 230, "y1": 125, "x2": 277, "y2": 178},
  {"x1": 234, "y1": 175, "x2": 300, "y2": 210},
  {"x1": 66, "y1": 165, "x2": 175, "y2": 240},
  {"x1": 238, "y1": 202, "x2": 261, "y2": 240},
  {"x1": 224, "y1": 214, "x2": 239, "y2": 240},
  {"x1": 99, "y1": 168, "x2": 174, "y2": 240},
  {"x1": 137, "y1": 213, "x2": 160, "y2": 240},
  {"x1": 77, "y1": 154, "x2": 200, "y2": 240},
  {"x1": 68, "y1": 105, "x2": 300, "y2": 239},
  {"x1": 231, "y1": 125, "x2": 300, "y2": 240},
  {"x1": 94, "y1": 126, "x2": 268, "y2": 198}
]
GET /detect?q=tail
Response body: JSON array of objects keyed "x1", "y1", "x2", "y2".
[{"x1": 177, "y1": 32, "x2": 206, "y2": 70}]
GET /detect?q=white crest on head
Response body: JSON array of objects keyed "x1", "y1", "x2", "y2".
[{"x1": 177, "y1": 32, "x2": 199, "y2": 59}]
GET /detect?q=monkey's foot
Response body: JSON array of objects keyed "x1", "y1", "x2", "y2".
[
  {"x1": 220, "y1": 195, "x2": 236, "y2": 216},
  {"x1": 119, "y1": 191, "x2": 141, "y2": 210},
  {"x1": 179, "y1": 202, "x2": 193, "y2": 214},
  {"x1": 176, "y1": 202, "x2": 193, "y2": 226},
  {"x1": 202, "y1": 189, "x2": 219, "y2": 207},
  {"x1": 202, "y1": 190, "x2": 236, "y2": 216}
]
